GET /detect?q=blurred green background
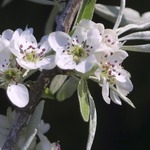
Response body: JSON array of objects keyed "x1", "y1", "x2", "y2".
[{"x1": 0, "y1": 0, "x2": 150, "y2": 150}]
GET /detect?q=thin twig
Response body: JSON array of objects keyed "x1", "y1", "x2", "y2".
[
  {"x1": 2, "y1": 68, "x2": 60, "y2": 150},
  {"x1": 2, "y1": 0, "x2": 80, "y2": 149},
  {"x1": 56, "y1": 0, "x2": 81, "y2": 33}
]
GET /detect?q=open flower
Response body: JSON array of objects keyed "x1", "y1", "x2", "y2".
[
  {"x1": 94, "y1": 50, "x2": 133, "y2": 105},
  {"x1": 10, "y1": 28, "x2": 56, "y2": 70},
  {"x1": 0, "y1": 32, "x2": 29, "y2": 108},
  {"x1": 48, "y1": 27, "x2": 100, "y2": 73},
  {"x1": 76, "y1": 19, "x2": 121, "y2": 53}
]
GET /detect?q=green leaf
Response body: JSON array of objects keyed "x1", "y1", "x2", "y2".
[
  {"x1": 86, "y1": 90, "x2": 97, "y2": 150},
  {"x1": 56, "y1": 76, "x2": 79, "y2": 101},
  {"x1": 77, "y1": 77, "x2": 90, "y2": 122},
  {"x1": 50, "y1": 74, "x2": 68, "y2": 95},
  {"x1": 74, "y1": 0, "x2": 97, "y2": 25}
]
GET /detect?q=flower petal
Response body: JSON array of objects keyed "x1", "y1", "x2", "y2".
[
  {"x1": 102, "y1": 78, "x2": 110, "y2": 104},
  {"x1": 56, "y1": 54, "x2": 75, "y2": 70},
  {"x1": 39, "y1": 55, "x2": 56, "y2": 70},
  {"x1": 77, "y1": 19, "x2": 96, "y2": 30},
  {"x1": 16, "y1": 58, "x2": 38, "y2": 70},
  {"x1": 7, "y1": 83, "x2": 29, "y2": 108},
  {"x1": 75, "y1": 55, "x2": 96, "y2": 73},
  {"x1": 110, "y1": 90, "x2": 122, "y2": 105},
  {"x1": 0, "y1": 47, "x2": 11, "y2": 71},
  {"x1": 48, "y1": 31, "x2": 71, "y2": 53},
  {"x1": 1, "y1": 29, "x2": 14, "y2": 46},
  {"x1": 86, "y1": 28, "x2": 102, "y2": 50},
  {"x1": 72, "y1": 27, "x2": 86, "y2": 45},
  {"x1": 19, "y1": 28, "x2": 37, "y2": 49},
  {"x1": 108, "y1": 50, "x2": 128, "y2": 65},
  {"x1": 116, "y1": 78, "x2": 133, "y2": 96}
]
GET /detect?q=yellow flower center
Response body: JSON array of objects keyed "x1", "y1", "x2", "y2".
[
  {"x1": 101, "y1": 64, "x2": 116, "y2": 84},
  {"x1": 24, "y1": 51, "x2": 40, "y2": 63},
  {"x1": 69, "y1": 45, "x2": 88, "y2": 63}
]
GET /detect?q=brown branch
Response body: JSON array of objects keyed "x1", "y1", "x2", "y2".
[
  {"x1": 2, "y1": 0, "x2": 81, "y2": 149},
  {"x1": 2, "y1": 68, "x2": 60, "y2": 150},
  {"x1": 56, "y1": 0, "x2": 81, "y2": 32}
]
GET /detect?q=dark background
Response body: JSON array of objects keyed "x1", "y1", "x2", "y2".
[{"x1": 0, "y1": 0, "x2": 150, "y2": 150}]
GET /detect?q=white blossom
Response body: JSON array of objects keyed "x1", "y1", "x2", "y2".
[
  {"x1": 76, "y1": 19, "x2": 133, "y2": 106},
  {"x1": 0, "y1": 31, "x2": 29, "y2": 107},
  {"x1": 10, "y1": 28, "x2": 56, "y2": 70},
  {"x1": 94, "y1": 50, "x2": 133, "y2": 105},
  {"x1": 76, "y1": 19, "x2": 122, "y2": 53},
  {"x1": 48, "y1": 26, "x2": 100, "y2": 73}
]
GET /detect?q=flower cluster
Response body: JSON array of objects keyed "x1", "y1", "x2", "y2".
[
  {"x1": 0, "y1": 107, "x2": 60, "y2": 150},
  {"x1": 0, "y1": 19, "x2": 133, "y2": 108},
  {"x1": 48, "y1": 19, "x2": 133, "y2": 106},
  {"x1": 0, "y1": 28, "x2": 56, "y2": 107}
]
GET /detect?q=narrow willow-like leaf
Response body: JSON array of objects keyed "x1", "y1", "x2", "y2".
[
  {"x1": 95, "y1": 4, "x2": 138, "y2": 26},
  {"x1": 122, "y1": 44, "x2": 150, "y2": 53},
  {"x1": 50, "y1": 75, "x2": 68, "y2": 95},
  {"x1": 56, "y1": 76, "x2": 79, "y2": 101},
  {"x1": 119, "y1": 31, "x2": 150, "y2": 41},
  {"x1": 77, "y1": 77, "x2": 90, "y2": 122},
  {"x1": 86, "y1": 90, "x2": 97, "y2": 150},
  {"x1": 116, "y1": 22, "x2": 150, "y2": 36},
  {"x1": 95, "y1": 4, "x2": 150, "y2": 26},
  {"x1": 75, "y1": 0, "x2": 97, "y2": 25},
  {"x1": 95, "y1": 4, "x2": 118, "y2": 23}
]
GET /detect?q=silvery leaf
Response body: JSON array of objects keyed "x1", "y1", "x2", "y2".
[
  {"x1": 86, "y1": 90, "x2": 97, "y2": 150},
  {"x1": 116, "y1": 22, "x2": 150, "y2": 36},
  {"x1": 119, "y1": 31, "x2": 150, "y2": 41},
  {"x1": 95, "y1": 4, "x2": 150, "y2": 26},
  {"x1": 50, "y1": 75, "x2": 68, "y2": 95},
  {"x1": 56, "y1": 76, "x2": 79, "y2": 101},
  {"x1": 122, "y1": 44, "x2": 150, "y2": 53}
]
